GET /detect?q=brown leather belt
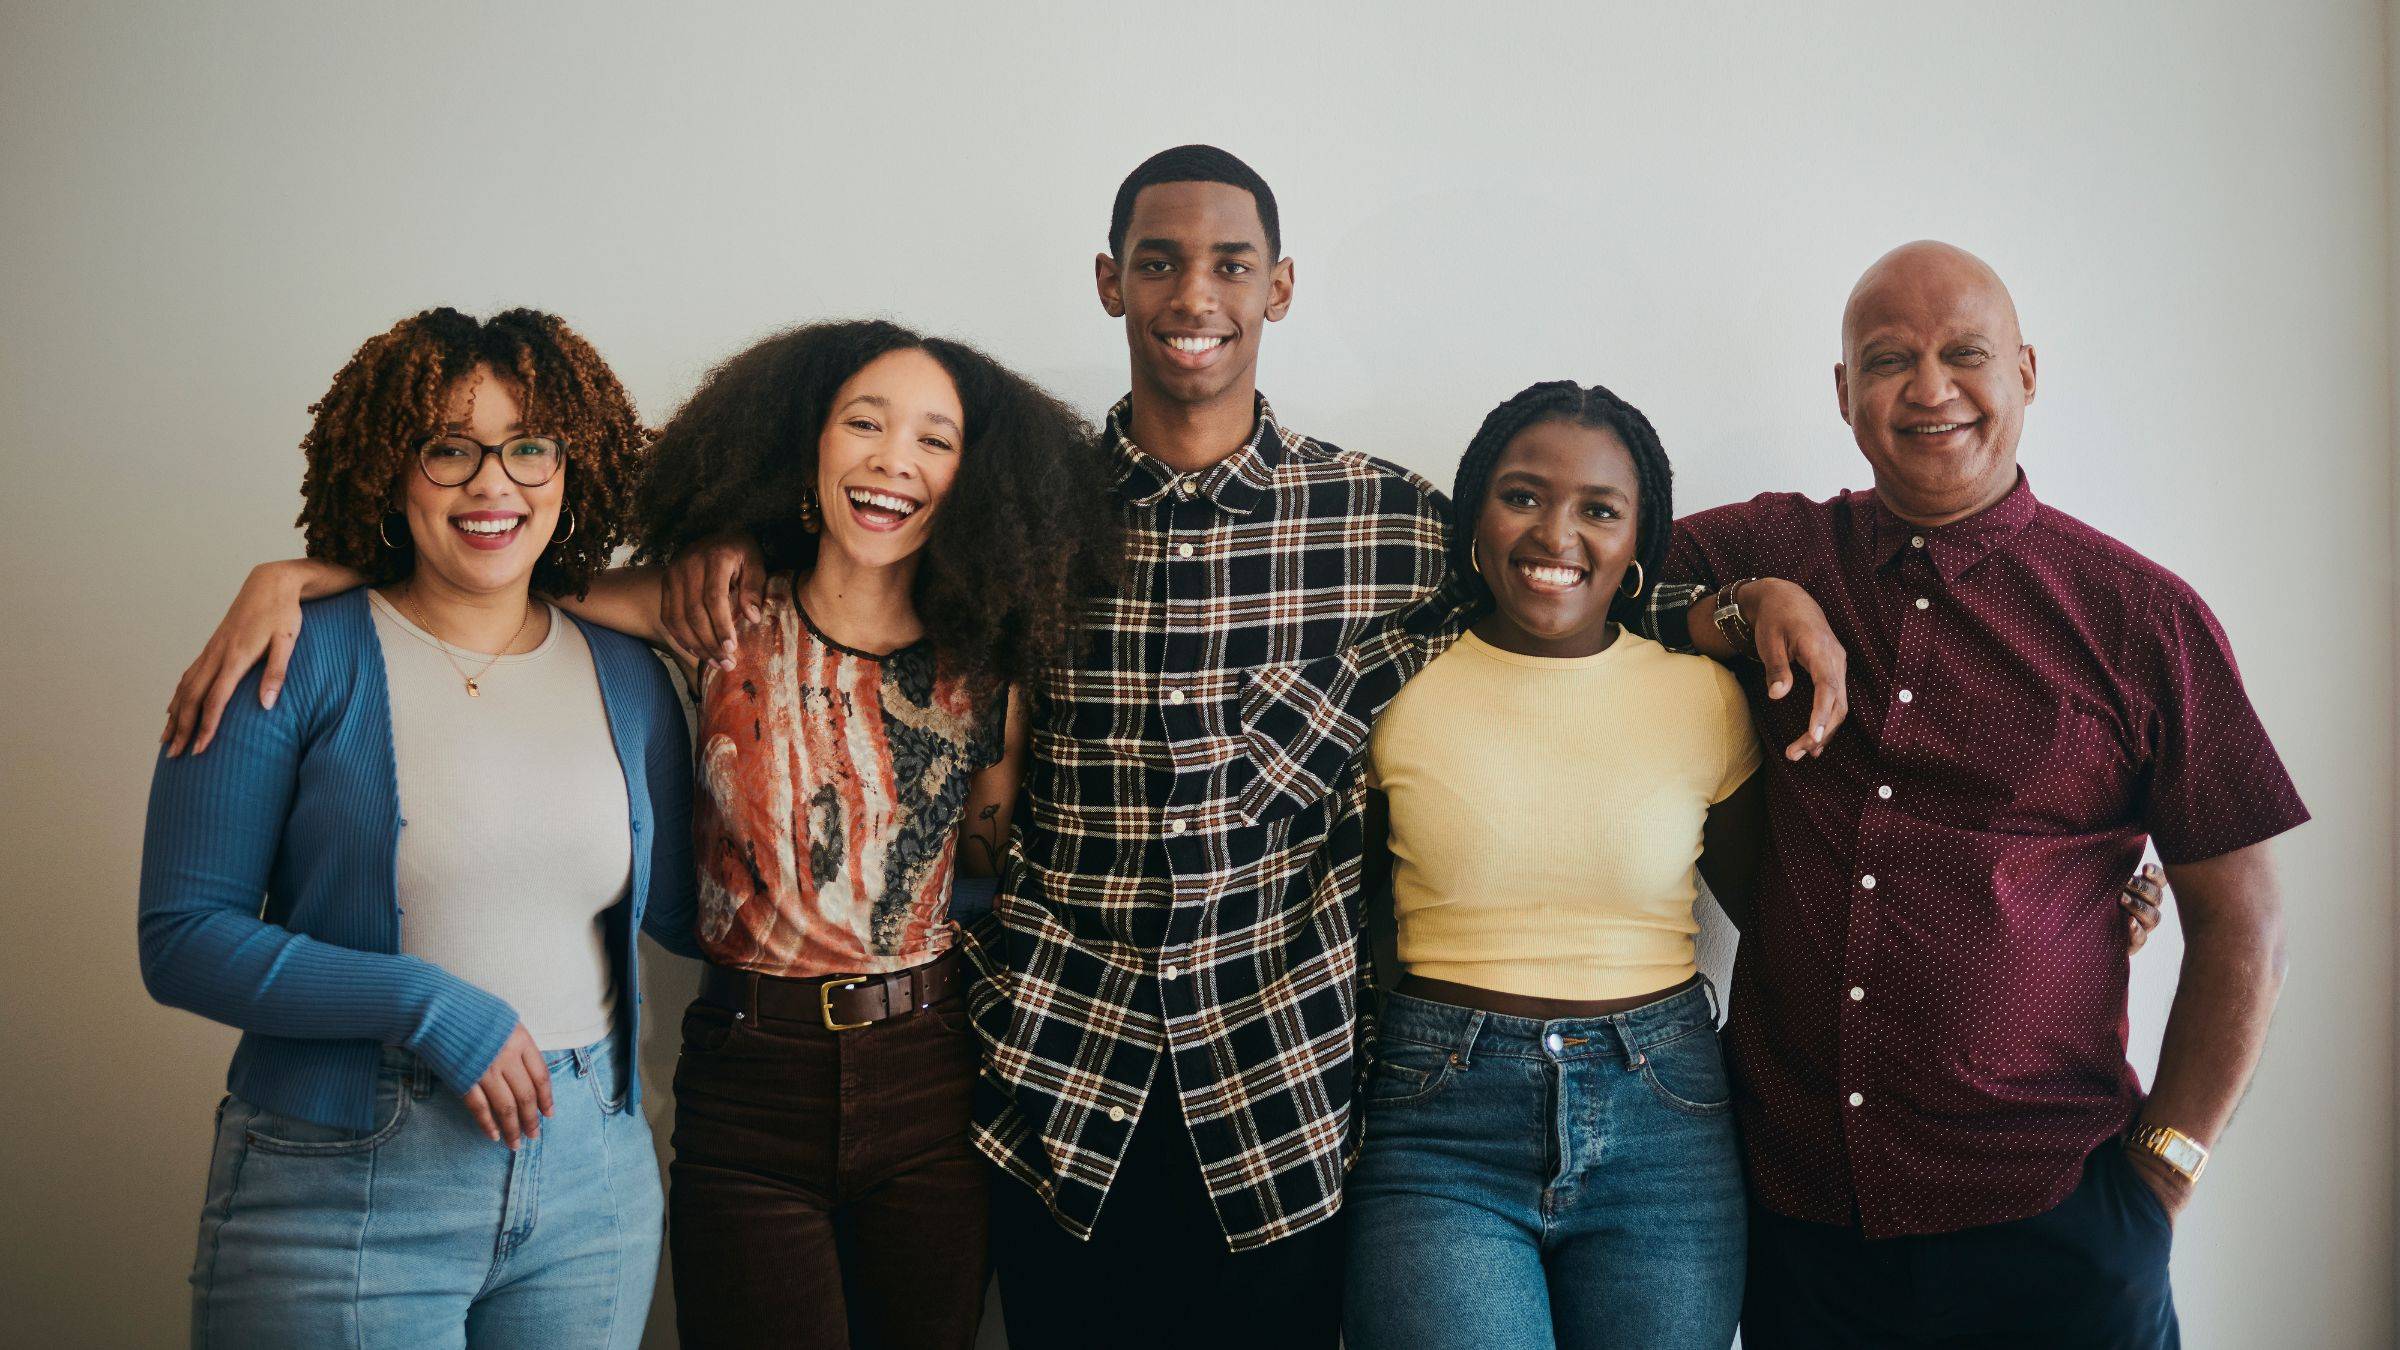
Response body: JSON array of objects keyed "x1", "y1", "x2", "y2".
[
  {"x1": 698, "y1": 949, "x2": 964, "y2": 1033},
  {"x1": 1395, "y1": 972, "x2": 1703, "y2": 1022}
]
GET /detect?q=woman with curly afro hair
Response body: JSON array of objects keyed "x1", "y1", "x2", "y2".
[
  {"x1": 140, "y1": 307, "x2": 702, "y2": 1348},
  {"x1": 610, "y1": 320, "x2": 1118, "y2": 1349},
  {"x1": 165, "y1": 316, "x2": 1122, "y2": 1348}
]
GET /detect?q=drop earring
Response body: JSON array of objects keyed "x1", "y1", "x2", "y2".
[{"x1": 799, "y1": 487, "x2": 822, "y2": 534}]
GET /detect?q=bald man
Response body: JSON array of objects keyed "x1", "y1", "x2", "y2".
[{"x1": 1670, "y1": 242, "x2": 2306, "y2": 1346}]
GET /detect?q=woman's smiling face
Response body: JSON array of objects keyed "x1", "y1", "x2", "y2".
[
  {"x1": 813, "y1": 347, "x2": 966, "y2": 571},
  {"x1": 1471, "y1": 418, "x2": 1641, "y2": 658},
  {"x1": 399, "y1": 364, "x2": 564, "y2": 599}
]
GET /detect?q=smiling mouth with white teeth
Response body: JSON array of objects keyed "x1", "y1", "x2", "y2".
[
  {"x1": 450, "y1": 513, "x2": 527, "y2": 550},
  {"x1": 844, "y1": 487, "x2": 923, "y2": 531},
  {"x1": 1901, "y1": 420, "x2": 1979, "y2": 436},
  {"x1": 1513, "y1": 561, "x2": 1589, "y2": 593},
  {"x1": 1160, "y1": 334, "x2": 1231, "y2": 363}
]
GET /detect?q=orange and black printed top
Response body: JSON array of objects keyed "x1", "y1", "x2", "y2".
[{"x1": 692, "y1": 575, "x2": 1005, "y2": 978}]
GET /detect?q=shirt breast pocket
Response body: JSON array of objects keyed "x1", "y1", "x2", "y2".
[
  {"x1": 1950, "y1": 694, "x2": 2134, "y2": 829},
  {"x1": 1235, "y1": 654, "x2": 1370, "y2": 827}
]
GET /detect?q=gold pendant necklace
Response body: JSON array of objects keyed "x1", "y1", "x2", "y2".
[{"x1": 403, "y1": 588, "x2": 534, "y2": 698}]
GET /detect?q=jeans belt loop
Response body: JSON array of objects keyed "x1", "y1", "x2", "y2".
[
  {"x1": 1612, "y1": 1014, "x2": 1647, "y2": 1071},
  {"x1": 1455, "y1": 1009, "x2": 1486, "y2": 1069}
]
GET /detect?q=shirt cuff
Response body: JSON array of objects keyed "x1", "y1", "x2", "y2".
[{"x1": 1640, "y1": 582, "x2": 1707, "y2": 653}]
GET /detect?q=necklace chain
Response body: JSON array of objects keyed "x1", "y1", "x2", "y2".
[{"x1": 401, "y1": 588, "x2": 535, "y2": 698}]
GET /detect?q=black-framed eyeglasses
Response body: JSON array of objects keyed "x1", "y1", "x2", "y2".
[{"x1": 416, "y1": 435, "x2": 565, "y2": 488}]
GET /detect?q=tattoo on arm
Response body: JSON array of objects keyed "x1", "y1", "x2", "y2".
[{"x1": 960, "y1": 806, "x2": 1004, "y2": 874}]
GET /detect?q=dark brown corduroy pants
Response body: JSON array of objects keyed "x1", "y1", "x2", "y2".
[{"x1": 667, "y1": 982, "x2": 987, "y2": 1350}]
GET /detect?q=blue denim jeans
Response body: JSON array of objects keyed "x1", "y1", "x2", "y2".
[
  {"x1": 189, "y1": 1033, "x2": 662, "y2": 1349},
  {"x1": 1343, "y1": 981, "x2": 1746, "y2": 1350}
]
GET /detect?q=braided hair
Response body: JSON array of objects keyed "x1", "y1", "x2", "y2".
[{"x1": 1448, "y1": 380, "x2": 1675, "y2": 626}]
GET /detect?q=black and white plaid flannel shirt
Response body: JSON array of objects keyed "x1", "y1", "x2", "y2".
[{"x1": 966, "y1": 395, "x2": 1701, "y2": 1249}]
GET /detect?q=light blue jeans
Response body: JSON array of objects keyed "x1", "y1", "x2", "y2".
[
  {"x1": 189, "y1": 1033, "x2": 662, "y2": 1349},
  {"x1": 1343, "y1": 981, "x2": 1746, "y2": 1350}
]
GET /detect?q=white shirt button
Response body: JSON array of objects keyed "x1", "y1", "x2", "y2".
[
  {"x1": 1910, "y1": 534, "x2": 1925, "y2": 548},
  {"x1": 1897, "y1": 689, "x2": 1914, "y2": 704},
  {"x1": 1177, "y1": 543, "x2": 1195, "y2": 559},
  {"x1": 1850, "y1": 986, "x2": 1866, "y2": 1001},
  {"x1": 1915, "y1": 597, "x2": 1930, "y2": 610},
  {"x1": 1877, "y1": 785, "x2": 1893, "y2": 799},
  {"x1": 1849, "y1": 1091, "x2": 1866, "y2": 1107},
  {"x1": 1860, "y1": 874, "x2": 1877, "y2": 890},
  {"x1": 1168, "y1": 689, "x2": 1186, "y2": 705},
  {"x1": 1177, "y1": 477, "x2": 1197, "y2": 498},
  {"x1": 1163, "y1": 964, "x2": 1182, "y2": 981},
  {"x1": 1544, "y1": 1032, "x2": 1564, "y2": 1053},
  {"x1": 1109, "y1": 1106, "x2": 1127, "y2": 1123},
  {"x1": 1170, "y1": 819, "x2": 1188, "y2": 835}
]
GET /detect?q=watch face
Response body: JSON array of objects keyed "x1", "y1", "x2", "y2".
[{"x1": 2160, "y1": 1135, "x2": 2205, "y2": 1173}]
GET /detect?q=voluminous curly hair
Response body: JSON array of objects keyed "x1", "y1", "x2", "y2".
[
  {"x1": 296, "y1": 307, "x2": 648, "y2": 597},
  {"x1": 1449, "y1": 380, "x2": 1676, "y2": 627},
  {"x1": 635, "y1": 319, "x2": 1122, "y2": 698}
]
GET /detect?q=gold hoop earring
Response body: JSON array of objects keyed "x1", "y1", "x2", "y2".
[
  {"x1": 798, "y1": 487, "x2": 822, "y2": 535},
  {"x1": 1620, "y1": 560, "x2": 1646, "y2": 599},
  {"x1": 1468, "y1": 546, "x2": 1483, "y2": 577},
  {"x1": 380, "y1": 515, "x2": 405, "y2": 550},
  {"x1": 553, "y1": 508, "x2": 575, "y2": 543}
]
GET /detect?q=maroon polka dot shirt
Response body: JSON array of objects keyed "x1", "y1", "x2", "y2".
[{"x1": 1670, "y1": 472, "x2": 2308, "y2": 1238}]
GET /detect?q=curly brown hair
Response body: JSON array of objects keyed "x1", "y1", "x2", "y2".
[
  {"x1": 634, "y1": 319, "x2": 1121, "y2": 696},
  {"x1": 296, "y1": 307, "x2": 648, "y2": 597}
]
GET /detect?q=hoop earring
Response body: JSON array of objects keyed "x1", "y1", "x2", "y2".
[
  {"x1": 379, "y1": 515, "x2": 405, "y2": 550},
  {"x1": 798, "y1": 487, "x2": 822, "y2": 535},
  {"x1": 553, "y1": 508, "x2": 575, "y2": 543},
  {"x1": 1620, "y1": 560, "x2": 1646, "y2": 599},
  {"x1": 1468, "y1": 546, "x2": 1483, "y2": 577}
]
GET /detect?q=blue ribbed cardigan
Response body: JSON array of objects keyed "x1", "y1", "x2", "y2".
[{"x1": 138, "y1": 590, "x2": 702, "y2": 1131}]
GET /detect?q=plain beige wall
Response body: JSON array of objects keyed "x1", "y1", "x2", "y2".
[{"x1": 2, "y1": 3, "x2": 2392, "y2": 1346}]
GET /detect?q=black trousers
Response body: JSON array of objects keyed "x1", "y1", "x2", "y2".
[
  {"x1": 987, "y1": 1084, "x2": 1347, "y2": 1350},
  {"x1": 1743, "y1": 1141, "x2": 2179, "y2": 1349}
]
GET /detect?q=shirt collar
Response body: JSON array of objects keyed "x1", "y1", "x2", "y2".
[
  {"x1": 1854, "y1": 468, "x2": 2040, "y2": 582},
  {"x1": 1106, "y1": 393, "x2": 1285, "y2": 517}
]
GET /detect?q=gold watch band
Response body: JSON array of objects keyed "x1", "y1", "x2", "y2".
[{"x1": 2126, "y1": 1123, "x2": 2209, "y2": 1184}]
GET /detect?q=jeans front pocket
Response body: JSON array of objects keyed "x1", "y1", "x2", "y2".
[
  {"x1": 576, "y1": 1039, "x2": 632, "y2": 1116},
  {"x1": 1363, "y1": 1037, "x2": 1458, "y2": 1110},
  {"x1": 679, "y1": 999, "x2": 746, "y2": 1056},
  {"x1": 1638, "y1": 1024, "x2": 1733, "y2": 1117},
  {"x1": 239, "y1": 1074, "x2": 412, "y2": 1156}
]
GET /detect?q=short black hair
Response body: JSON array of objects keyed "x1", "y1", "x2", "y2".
[
  {"x1": 1449, "y1": 380, "x2": 1676, "y2": 627},
  {"x1": 1108, "y1": 144, "x2": 1282, "y2": 260}
]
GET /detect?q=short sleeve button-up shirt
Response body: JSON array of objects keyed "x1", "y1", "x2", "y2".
[{"x1": 1668, "y1": 472, "x2": 2308, "y2": 1237}]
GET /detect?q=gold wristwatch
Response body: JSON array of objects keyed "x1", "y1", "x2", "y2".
[{"x1": 2125, "y1": 1123, "x2": 2209, "y2": 1184}]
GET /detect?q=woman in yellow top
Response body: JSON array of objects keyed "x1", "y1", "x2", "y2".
[{"x1": 1342, "y1": 380, "x2": 1764, "y2": 1350}]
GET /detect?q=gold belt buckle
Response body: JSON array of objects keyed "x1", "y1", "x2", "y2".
[{"x1": 821, "y1": 976, "x2": 872, "y2": 1032}]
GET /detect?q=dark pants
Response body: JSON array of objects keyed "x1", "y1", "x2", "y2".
[
  {"x1": 989, "y1": 1083, "x2": 1348, "y2": 1349},
  {"x1": 668, "y1": 980, "x2": 988, "y2": 1350},
  {"x1": 1743, "y1": 1142, "x2": 2178, "y2": 1349}
]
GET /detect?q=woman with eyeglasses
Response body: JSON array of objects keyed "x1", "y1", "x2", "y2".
[{"x1": 139, "y1": 307, "x2": 698, "y2": 1348}]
